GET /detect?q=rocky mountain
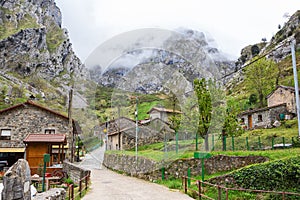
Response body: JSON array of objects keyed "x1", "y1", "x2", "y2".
[
  {"x1": 88, "y1": 28, "x2": 237, "y2": 94},
  {"x1": 0, "y1": 0, "x2": 88, "y2": 110},
  {"x1": 227, "y1": 10, "x2": 300, "y2": 92}
]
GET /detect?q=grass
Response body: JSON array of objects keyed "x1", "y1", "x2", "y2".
[
  {"x1": 0, "y1": 8, "x2": 40, "y2": 40},
  {"x1": 45, "y1": 17, "x2": 66, "y2": 53}
]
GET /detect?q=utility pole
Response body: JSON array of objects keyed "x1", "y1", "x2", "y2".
[
  {"x1": 135, "y1": 97, "x2": 138, "y2": 162},
  {"x1": 291, "y1": 39, "x2": 300, "y2": 138},
  {"x1": 67, "y1": 88, "x2": 74, "y2": 163}
]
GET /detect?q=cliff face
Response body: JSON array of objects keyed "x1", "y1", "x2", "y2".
[{"x1": 0, "y1": 0, "x2": 88, "y2": 109}]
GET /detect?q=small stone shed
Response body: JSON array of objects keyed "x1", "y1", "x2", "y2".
[{"x1": 238, "y1": 103, "x2": 287, "y2": 129}]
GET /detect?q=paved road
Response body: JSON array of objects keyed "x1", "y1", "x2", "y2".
[
  {"x1": 80, "y1": 145, "x2": 193, "y2": 200},
  {"x1": 82, "y1": 168, "x2": 193, "y2": 200}
]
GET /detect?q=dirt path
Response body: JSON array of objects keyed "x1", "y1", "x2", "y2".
[{"x1": 82, "y1": 167, "x2": 193, "y2": 200}]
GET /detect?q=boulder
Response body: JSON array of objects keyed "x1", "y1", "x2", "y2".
[{"x1": 1, "y1": 159, "x2": 31, "y2": 200}]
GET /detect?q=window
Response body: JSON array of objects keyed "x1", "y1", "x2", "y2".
[
  {"x1": 258, "y1": 114, "x2": 263, "y2": 122},
  {"x1": 1, "y1": 129, "x2": 11, "y2": 140},
  {"x1": 45, "y1": 129, "x2": 55, "y2": 134}
]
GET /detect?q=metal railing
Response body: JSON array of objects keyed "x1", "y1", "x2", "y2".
[{"x1": 182, "y1": 176, "x2": 300, "y2": 200}]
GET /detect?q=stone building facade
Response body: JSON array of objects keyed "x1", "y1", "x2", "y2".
[
  {"x1": 238, "y1": 85, "x2": 298, "y2": 130},
  {"x1": 238, "y1": 104, "x2": 287, "y2": 129},
  {"x1": 267, "y1": 85, "x2": 297, "y2": 114},
  {"x1": 0, "y1": 100, "x2": 81, "y2": 166}
]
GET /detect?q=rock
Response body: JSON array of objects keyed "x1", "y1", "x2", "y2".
[
  {"x1": 1, "y1": 159, "x2": 31, "y2": 200},
  {"x1": 273, "y1": 120, "x2": 281, "y2": 127},
  {"x1": 32, "y1": 188, "x2": 66, "y2": 200},
  {"x1": 0, "y1": 0, "x2": 89, "y2": 106}
]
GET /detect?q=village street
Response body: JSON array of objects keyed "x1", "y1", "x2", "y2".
[{"x1": 80, "y1": 146, "x2": 193, "y2": 200}]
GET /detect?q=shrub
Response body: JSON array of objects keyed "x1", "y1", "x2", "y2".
[{"x1": 232, "y1": 156, "x2": 300, "y2": 192}]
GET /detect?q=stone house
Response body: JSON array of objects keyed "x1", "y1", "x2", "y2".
[
  {"x1": 98, "y1": 117, "x2": 174, "y2": 150},
  {"x1": 238, "y1": 103, "x2": 287, "y2": 129},
  {"x1": 0, "y1": 100, "x2": 81, "y2": 168},
  {"x1": 238, "y1": 85, "x2": 300, "y2": 130},
  {"x1": 147, "y1": 107, "x2": 182, "y2": 123},
  {"x1": 267, "y1": 85, "x2": 298, "y2": 115}
]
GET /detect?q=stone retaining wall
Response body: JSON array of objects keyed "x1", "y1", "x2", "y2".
[
  {"x1": 63, "y1": 161, "x2": 91, "y2": 184},
  {"x1": 103, "y1": 153, "x2": 268, "y2": 181}
]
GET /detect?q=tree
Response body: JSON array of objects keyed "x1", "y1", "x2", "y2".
[
  {"x1": 194, "y1": 78, "x2": 212, "y2": 151},
  {"x1": 222, "y1": 98, "x2": 244, "y2": 150},
  {"x1": 244, "y1": 57, "x2": 277, "y2": 108}
]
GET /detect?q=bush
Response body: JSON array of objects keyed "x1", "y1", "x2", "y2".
[{"x1": 232, "y1": 156, "x2": 300, "y2": 192}]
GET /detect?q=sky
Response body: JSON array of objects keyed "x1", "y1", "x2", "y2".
[{"x1": 55, "y1": 0, "x2": 299, "y2": 62}]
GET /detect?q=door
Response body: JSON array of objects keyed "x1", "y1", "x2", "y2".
[{"x1": 248, "y1": 115, "x2": 252, "y2": 129}]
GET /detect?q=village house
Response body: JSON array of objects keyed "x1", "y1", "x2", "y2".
[
  {"x1": 238, "y1": 85, "x2": 296, "y2": 129},
  {"x1": 147, "y1": 107, "x2": 182, "y2": 123},
  {"x1": 96, "y1": 117, "x2": 174, "y2": 150},
  {"x1": 0, "y1": 100, "x2": 81, "y2": 171}
]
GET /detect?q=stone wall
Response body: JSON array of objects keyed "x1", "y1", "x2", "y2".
[
  {"x1": 103, "y1": 153, "x2": 268, "y2": 181},
  {"x1": 63, "y1": 161, "x2": 91, "y2": 184},
  {"x1": 0, "y1": 103, "x2": 69, "y2": 148}
]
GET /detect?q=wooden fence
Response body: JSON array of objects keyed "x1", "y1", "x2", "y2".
[
  {"x1": 68, "y1": 173, "x2": 90, "y2": 200},
  {"x1": 182, "y1": 176, "x2": 300, "y2": 200}
]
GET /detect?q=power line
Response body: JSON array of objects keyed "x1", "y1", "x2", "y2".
[{"x1": 219, "y1": 40, "x2": 291, "y2": 81}]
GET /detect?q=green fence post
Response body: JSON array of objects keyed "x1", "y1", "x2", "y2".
[
  {"x1": 187, "y1": 168, "x2": 191, "y2": 187},
  {"x1": 223, "y1": 136, "x2": 227, "y2": 151},
  {"x1": 231, "y1": 136, "x2": 235, "y2": 151},
  {"x1": 212, "y1": 134, "x2": 215, "y2": 151},
  {"x1": 246, "y1": 137, "x2": 249, "y2": 151},
  {"x1": 176, "y1": 131, "x2": 178, "y2": 154},
  {"x1": 258, "y1": 137, "x2": 262, "y2": 150},
  {"x1": 282, "y1": 137, "x2": 285, "y2": 148},
  {"x1": 272, "y1": 137, "x2": 274, "y2": 150},
  {"x1": 161, "y1": 167, "x2": 165, "y2": 180},
  {"x1": 196, "y1": 133, "x2": 198, "y2": 151}
]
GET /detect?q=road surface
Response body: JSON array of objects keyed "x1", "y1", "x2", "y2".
[{"x1": 80, "y1": 145, "x2": 193, "y2": 200}]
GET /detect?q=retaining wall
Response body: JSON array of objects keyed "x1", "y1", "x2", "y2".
[{"x1": 103, "y1": 153, "x2": 268, "y2": 181}]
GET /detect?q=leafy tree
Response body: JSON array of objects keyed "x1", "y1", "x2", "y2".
[
  {"x1": 194, "y1": 78, "x2": 212, "y2": 151},
  {"x1": 222, "y1": 98, "x2": 245, "y2": 150},
  {"x1": 244, "y1": 57, "x2": 277, "y2": 108}
]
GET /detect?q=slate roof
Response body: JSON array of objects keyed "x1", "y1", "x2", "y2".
[{"x1": 23, "y1": 134, "x2": 67, "y2": 143}]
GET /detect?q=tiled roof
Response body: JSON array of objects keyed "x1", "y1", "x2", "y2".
[{"x1": 23, "y1": 134, "x2": 67, "y2": 143}]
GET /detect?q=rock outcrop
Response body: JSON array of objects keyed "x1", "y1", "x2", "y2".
[
  {"x1": 1, "y1": 159, "x2": 31, "y2": 200},
  {"x1": 0, "y1": 0, "x2": 88, "y2": 108}
]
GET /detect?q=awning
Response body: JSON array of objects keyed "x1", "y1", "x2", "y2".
[
  {"x1": 0, "y1": 148, "x2": 25, "y2": 153},
  {"x1": 24, "y1": 134, "x2": 67, "y2": 143}
]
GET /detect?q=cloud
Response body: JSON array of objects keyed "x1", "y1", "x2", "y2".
[{"x1": 56, "y1": 0, "x2": 299, "y2": 61}]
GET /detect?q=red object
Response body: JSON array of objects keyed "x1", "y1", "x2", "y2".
[{"x1": 45, "y1": 173, "x2": 51, "y2": 177}]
